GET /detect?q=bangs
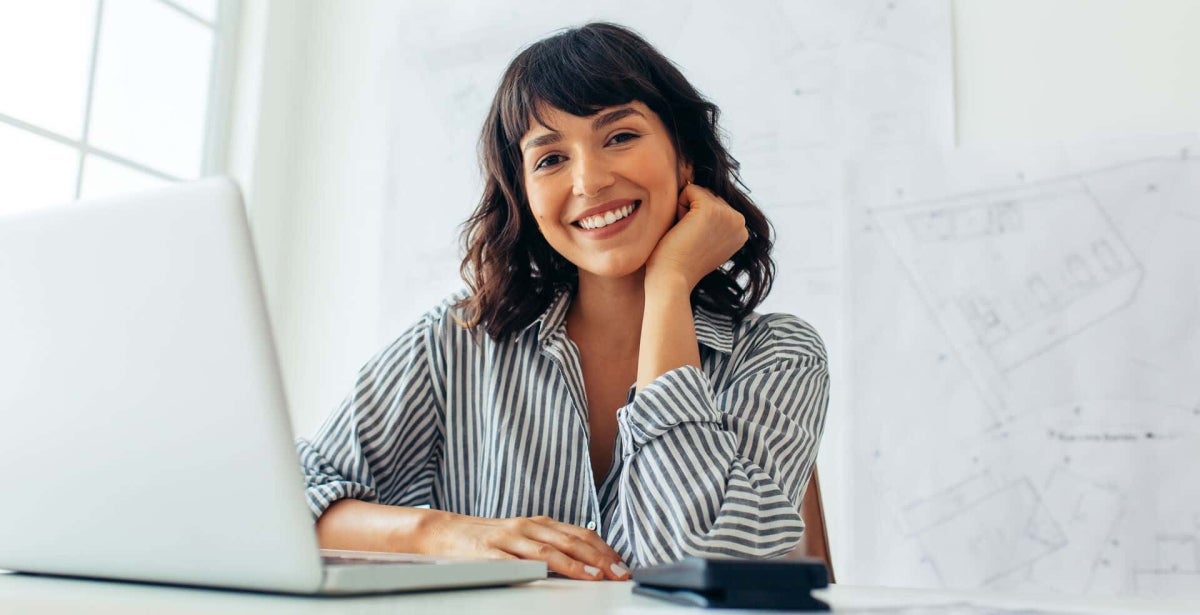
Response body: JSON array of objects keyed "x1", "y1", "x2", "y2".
[{"x1": 498, "y1": 24, "x2": 668, "y2": 146}]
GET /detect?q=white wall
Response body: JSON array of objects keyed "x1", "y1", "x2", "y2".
[
  {"x1": 228, "y1": 0, "x2": 391, "y2": 437},
  {"x1": 954, "y1": 0, "x2": 1200, "y2": 145}
]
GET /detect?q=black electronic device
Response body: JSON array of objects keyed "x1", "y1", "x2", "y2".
[{"x1": 631, "y1": 556, "x2": 831, "y2": 610}]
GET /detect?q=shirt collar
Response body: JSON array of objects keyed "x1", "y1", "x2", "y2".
[
  {"x1": 523, "y1": 290, "x2": 735, "y2": 355},
  {"x1": 525, "y1": 290, "x2": 573, "y2": 348}
]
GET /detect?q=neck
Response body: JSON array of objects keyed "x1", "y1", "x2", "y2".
[{"x1": 566, "y1": 269, "x2": 646, "y2": 355}]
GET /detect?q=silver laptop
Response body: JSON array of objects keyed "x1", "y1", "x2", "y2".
[{"x1": 0, "y1": 177, "x2": 545, "y2": 594}]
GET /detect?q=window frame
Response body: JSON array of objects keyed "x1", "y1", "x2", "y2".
[{"x1": 0, "y1": 0, "x2": 241, "y2": 200}]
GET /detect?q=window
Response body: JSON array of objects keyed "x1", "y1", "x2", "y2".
[{"x1": 0, "y1": 0, "x2": 236, "y2": 215}]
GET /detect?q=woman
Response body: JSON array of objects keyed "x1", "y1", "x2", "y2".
[{"x1": 297, "y1": 22, "x2": 829, "y2": 582}]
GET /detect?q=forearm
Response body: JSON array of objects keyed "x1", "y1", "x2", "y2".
[
  {"x1": 617, "y1": 437, "x2": 807, "y2": 565},
  {"x1": 315, "y1": 498, "x2": 439, "y2": 553},
  {"x1": 614, "y1": 366, "x2": 812, "y2": 565},
  {"x1": 637, "y1": 273, "x2": 701, "y2": 390}
]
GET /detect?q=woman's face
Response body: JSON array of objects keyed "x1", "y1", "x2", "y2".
[{"x1": 520, "y1": 101, "x2": 689, "y2": 280}]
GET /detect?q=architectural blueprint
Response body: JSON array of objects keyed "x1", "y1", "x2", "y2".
[{"x1": 848, "y1": 138, "x2": 1200, "y2": 597}]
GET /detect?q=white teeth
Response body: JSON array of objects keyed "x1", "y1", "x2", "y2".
[{"x1": 579, "y1": 203, "x2": 637, "y2": 230}]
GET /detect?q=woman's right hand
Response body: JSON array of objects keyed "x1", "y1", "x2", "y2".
[
  {"x1": 643, "y1": 183, "x2": 748, "y2": 293},
  {"x1": 419, "y1": 510, "x2": 630, "y2": 581},
  {"x1": 317, "y1": 500, "x2": 629, "y2": 581}
]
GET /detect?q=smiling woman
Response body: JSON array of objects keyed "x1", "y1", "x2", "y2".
[{"x1": 296, "y1": 22, "x2": 829, "y2": 581}]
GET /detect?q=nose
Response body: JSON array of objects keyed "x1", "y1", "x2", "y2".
[{"x1": 572, "y1": 151, "x2": 615, "y2": 198}]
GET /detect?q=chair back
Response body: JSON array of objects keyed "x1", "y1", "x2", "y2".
[{"x1": 798, "y1": 466, "x2": 835, "y2": 582}]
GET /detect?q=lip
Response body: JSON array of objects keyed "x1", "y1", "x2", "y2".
[
  {"x1": 571, "y1": 199, "x2": 639, "y2": 225},
  {"x1": 572, "y1": 200, "x2": 641, "y2": 239}
]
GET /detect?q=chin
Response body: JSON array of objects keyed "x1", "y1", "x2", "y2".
[{"x1": 578, "y1": 256, "x2": 649, "y2": 280}]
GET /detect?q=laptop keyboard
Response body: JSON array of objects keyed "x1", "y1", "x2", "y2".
[{"x1": 322, "y1": 554, "x2": 419, "y2": 566}]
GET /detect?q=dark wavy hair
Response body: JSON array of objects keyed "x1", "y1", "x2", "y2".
[{"x1": 456, "y1": 22, "x2": 774, "y2": 340}]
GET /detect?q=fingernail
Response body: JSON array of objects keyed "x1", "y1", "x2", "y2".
[
  {"x1": 611, "y1": 562, "x2": 629, "y2": 577},
  {"x1": 584, "y1": 565, "x2": 601, "y2": 577}
]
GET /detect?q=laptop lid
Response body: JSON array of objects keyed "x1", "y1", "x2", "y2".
[{"x1": 0, "y1": 178, "x2": 325, "y2": 593}]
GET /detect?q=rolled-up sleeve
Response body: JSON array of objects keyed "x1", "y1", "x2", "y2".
[
  {"x1": 611, "y1": 314, "x2": 829, "y2": 566},
  {"x1": 295, "y1": 309, "x2": 446, "y2": 520}
]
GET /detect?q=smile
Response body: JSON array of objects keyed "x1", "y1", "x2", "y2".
[{"x1": 574, "y1": 200, "x2": 641, "y2": 230}]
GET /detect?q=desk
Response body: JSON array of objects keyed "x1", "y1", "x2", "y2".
[{"x1": 1, "y1": 572, "x2": 1197, "y2": 614}]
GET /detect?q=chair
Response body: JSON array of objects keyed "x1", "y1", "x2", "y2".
[{"x1": 798, "y1": 466, "x2": 835, "y2": 582}]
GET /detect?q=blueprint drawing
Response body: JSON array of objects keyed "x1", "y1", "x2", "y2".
[{"x1": 849, "y1": 144, "x2": 1200, "y2": 597}]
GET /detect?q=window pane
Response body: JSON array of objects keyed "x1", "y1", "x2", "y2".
[
  {"x1": 79, "y1": 155, "x2": 169, "y2": 200},
  {"x1": 0, "y1": 0, "x2": 97, "y2": 139},
  {"x1": 0, "y1": 123, "x2": 78, "y2": 215},
  {"x1": 89, "y1": 0, "x2": 213, "y2": 179},
  {"x1": 168, "y1": 0, "x2": 217, "y2": 23}
]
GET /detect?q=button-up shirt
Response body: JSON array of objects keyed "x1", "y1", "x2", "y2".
[{"x1": 296, "y1": 290, "x2": 829, "y2": 567}]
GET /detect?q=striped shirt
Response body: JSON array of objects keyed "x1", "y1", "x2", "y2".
[{"x1": 296, "y1": 290, "x2": 829, "y2": 567}]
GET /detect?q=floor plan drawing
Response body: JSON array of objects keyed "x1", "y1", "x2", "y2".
[
  {"x1": 850, "y1": 146, "x2": 1200, "y2": 597},
  {"x1": 870, "y1": 177, "x2": 1145, "y2": 411},
  {"x1": 915, "y1": 478, "x2": 1067, "y2": 588}
]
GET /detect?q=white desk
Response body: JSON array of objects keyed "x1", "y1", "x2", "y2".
[{"x1": 1, "y1": 572, "x2": 1197, "y2": 614}]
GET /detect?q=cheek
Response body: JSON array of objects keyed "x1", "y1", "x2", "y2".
[
  {"x1": 532, "y1": 209, "x2": 562, "y2": 237},
  {"x1": 643, "y1": 149, "x2": 682, "y2": 195},
  {"x1": 525, "y1": 184, "x2": 559, "y2": 223}
]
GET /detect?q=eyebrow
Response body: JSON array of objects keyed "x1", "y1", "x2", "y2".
[
  {"x1": 521, "y1": 107, "x2": 647, "y2": 153},
  {"x1": 592, "y1": 106, "x2": 645, "y2": 131}
]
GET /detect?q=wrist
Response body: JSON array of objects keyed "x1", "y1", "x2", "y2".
[
  {"x1": 643, "y1": 268, "x2": 692, "y2": 297},
  {"x1": 637, "y1": 271, "x2": 701, "y2": 390},
  {"x1": 388, "y1": 507, "x2": 445, "y2": 554}
]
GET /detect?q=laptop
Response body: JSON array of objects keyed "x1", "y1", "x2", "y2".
[{"x1": 0, "y1": 177, "x2": 545, "y2": 594}]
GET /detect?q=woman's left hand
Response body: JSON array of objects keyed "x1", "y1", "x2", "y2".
[{"x1": 644, "y1": 183, "x2": 749, "y2": 291}]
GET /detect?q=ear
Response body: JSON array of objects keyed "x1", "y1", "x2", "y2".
[{"x1": 678, "y1": 159, "x2": 694, "y2": 186}]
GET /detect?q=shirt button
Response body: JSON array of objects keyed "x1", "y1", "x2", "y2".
[{"x1": 585, "y1": 521, "x2": 596, "y2": 530}]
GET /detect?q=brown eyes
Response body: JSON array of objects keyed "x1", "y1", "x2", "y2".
[
  {"x1": 531, "y1": 133, "x2": 641, "y2": 172},
  {"x1": 534, "y1": 154, "x2": 566, "y2": 170},
  {"x1": 607, "y1": 132, "x2": 638, "y2": 145}
]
